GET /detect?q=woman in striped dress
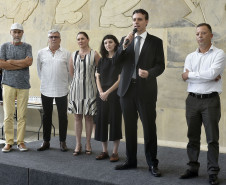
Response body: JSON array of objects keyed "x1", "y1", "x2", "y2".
[{"x1": 68, "y1": 32, "x2": 100, "y2": 155}]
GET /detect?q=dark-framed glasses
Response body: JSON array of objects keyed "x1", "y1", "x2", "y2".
[{"x1": 49, "y1": 36, "x2": 60, "y2": 39}]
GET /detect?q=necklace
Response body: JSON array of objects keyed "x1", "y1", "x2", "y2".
[{"x1": 79, "y1": 50, "x2": 90, "y2": 60}]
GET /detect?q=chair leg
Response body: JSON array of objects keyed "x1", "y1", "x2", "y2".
[
  {"x1": 52, "y1": 124, "x2": 55, "y2": 137},
  {"x1": 1, "y1": 125, "x2": 4, "y2": 140}
]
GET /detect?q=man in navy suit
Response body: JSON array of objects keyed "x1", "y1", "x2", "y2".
[{"x1": 114, "y1": 9, "x2": 165, "y2": 177}]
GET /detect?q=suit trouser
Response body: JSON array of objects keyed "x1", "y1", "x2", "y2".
[
  {"x1": 120, "y1": 83, "x2": 159, "y2": 167},
  {"x1": 3, "y1": 84, "x2": 29, "y2": 145},
  {"x1": 41, "y1": 94, "x2": 68, "y2": 142},
  {"x1": 186, "y1": 94, "x2": 220, "y2": 175}
]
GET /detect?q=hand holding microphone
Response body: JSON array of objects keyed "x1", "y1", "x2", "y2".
[{"x1": 123, "y1": 28, "x2": 137, "y2": 48}]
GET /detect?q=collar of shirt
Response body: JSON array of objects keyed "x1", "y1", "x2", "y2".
[
  {"x1": 195, "y1": 44, "x2": 214, "y2": 54},
  {"x1": 135, "y1": 31, "x2": 147, "y2": 41},
  {"x1": 46, "y1": 46, "x2": 63, "y2": 52}
]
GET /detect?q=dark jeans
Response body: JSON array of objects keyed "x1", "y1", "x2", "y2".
[
  {"x1": 120, "y1": 83, "x2": 159, "y2": 167},
  {"x1": 41, "y1": 94, "x2": 68, "y2": 142},
  {"x1": 186, "y1": 94, "x2": 221, "y2": 175}
]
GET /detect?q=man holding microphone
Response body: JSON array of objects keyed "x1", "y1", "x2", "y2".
[{"x1": 113, "y1": 9, "x2": 165, "y2": 177}]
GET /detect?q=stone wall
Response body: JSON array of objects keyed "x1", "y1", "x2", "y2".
[{"x1": 0, "y1": 0, "x2": 226, "y2": 151}]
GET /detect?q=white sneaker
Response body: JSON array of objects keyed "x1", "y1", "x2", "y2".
[
  {"x1": 2, "y1": 144, "x2": 12, "y2": 153},
  {"x1": 17, "y1": 144, "x2": 28, "y2": 152}
]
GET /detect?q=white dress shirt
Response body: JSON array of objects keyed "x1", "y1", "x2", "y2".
[
  {"x1": 184, "y1": 45, "x2": 225, "y2": 94},
  {"x1": 37, "y1": 47, "x2": 71, "y2": 97}
]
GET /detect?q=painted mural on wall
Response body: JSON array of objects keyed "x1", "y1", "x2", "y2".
[
  {"x1": 0, "y1": 0, "x2": 38, "y2": 24},
  {"x1": 99, "y1": 0, "x2": 140, "y2": 27},
  {"x1": 167, "y1": 0, "x2": 226, "y2": 68},
  {"x1": 1, "y1": 0, "x2": 221, "y2": 29},
  {"x1": 0, "y1": 0, "x2": 224, "y2": 30},
  {"x1": 184, "y1": 0, "x2": 226, "y2": 26},
  {"x1": 55, "y1": 0, "x2": 88, "y2": 24}
]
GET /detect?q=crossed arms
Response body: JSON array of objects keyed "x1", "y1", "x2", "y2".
[
  {"x1": 182, "y1": 50, "x2": 225, "y2": 83},
  {"x1": 0, "y1": 56, "x2": 33, "y2": 70}
]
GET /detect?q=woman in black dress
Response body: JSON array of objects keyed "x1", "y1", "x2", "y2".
[{"x1": 95, "y1": 35, "x2": 122, "y2": 162}]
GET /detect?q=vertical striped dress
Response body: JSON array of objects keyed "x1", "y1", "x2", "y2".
[{"x1": 68, "y1": 49, "x2": 97, "y2": 115}]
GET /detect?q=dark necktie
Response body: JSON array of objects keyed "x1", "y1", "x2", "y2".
[{"x1": 132, "y1": 36, "x2": 141, "y2": 78}]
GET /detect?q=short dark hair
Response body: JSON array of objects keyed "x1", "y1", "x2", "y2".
[
  {"x1": 196, "y1": 23, "x2": 212, "y2": 33},
  {"x1": 133, "y1": 9, "x2": 149, "y2": 20},
  {"x1": 100, "y1": 34, "x2": 119, "y2": 58},
  {"x1": 77, "y1": 31, "x2": 89, "y2": 39}
]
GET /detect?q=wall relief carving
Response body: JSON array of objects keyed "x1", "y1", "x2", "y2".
[
  {"x1": 100, "y1": 0, "x2": 140, "y2": 28},
  {"x1": 55, "y1": 0, "x2": 88, "y2": 24},
  {"x1": 0, "y1": 0, "x2": 38, "y2": 24}
]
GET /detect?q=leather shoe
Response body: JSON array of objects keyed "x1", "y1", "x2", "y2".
[
  {"x1": 115, "y1": 160, "x2": 137, "y2": 170},
  {"x1": 37, "y1": 141, "x2": 50, "y2": 151},
  {"x1": 110, "y1": 153, "x2": 119, "y2": 162},
  {"x1": 96, "y1": 152, "x2": 109, "y2": 160},
  {"x1": 209, "y1": 174, "x2": 219, "y2": 185},
  {"x1": 180, "y1": 169, "x2": 198, "y2": 179},
  {"x1": 60, "y1": 141, "x2": 68, "y2": 152},
  {"x1": 149, "y1": 166, "x2": 161, "y2": 177}
]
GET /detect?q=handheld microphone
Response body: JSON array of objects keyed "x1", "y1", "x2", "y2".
[{"x1": 124, "y1": 28, "x2": 137, "y2": 46}]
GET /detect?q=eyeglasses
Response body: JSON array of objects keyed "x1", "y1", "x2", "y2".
[{"x1": 48, "y1": 36, "x2": 60, "y2": 39}]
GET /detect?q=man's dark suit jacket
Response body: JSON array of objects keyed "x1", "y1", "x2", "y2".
[{"x1": 114, "y1": 33, "x2": 165, "y2": 101}]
